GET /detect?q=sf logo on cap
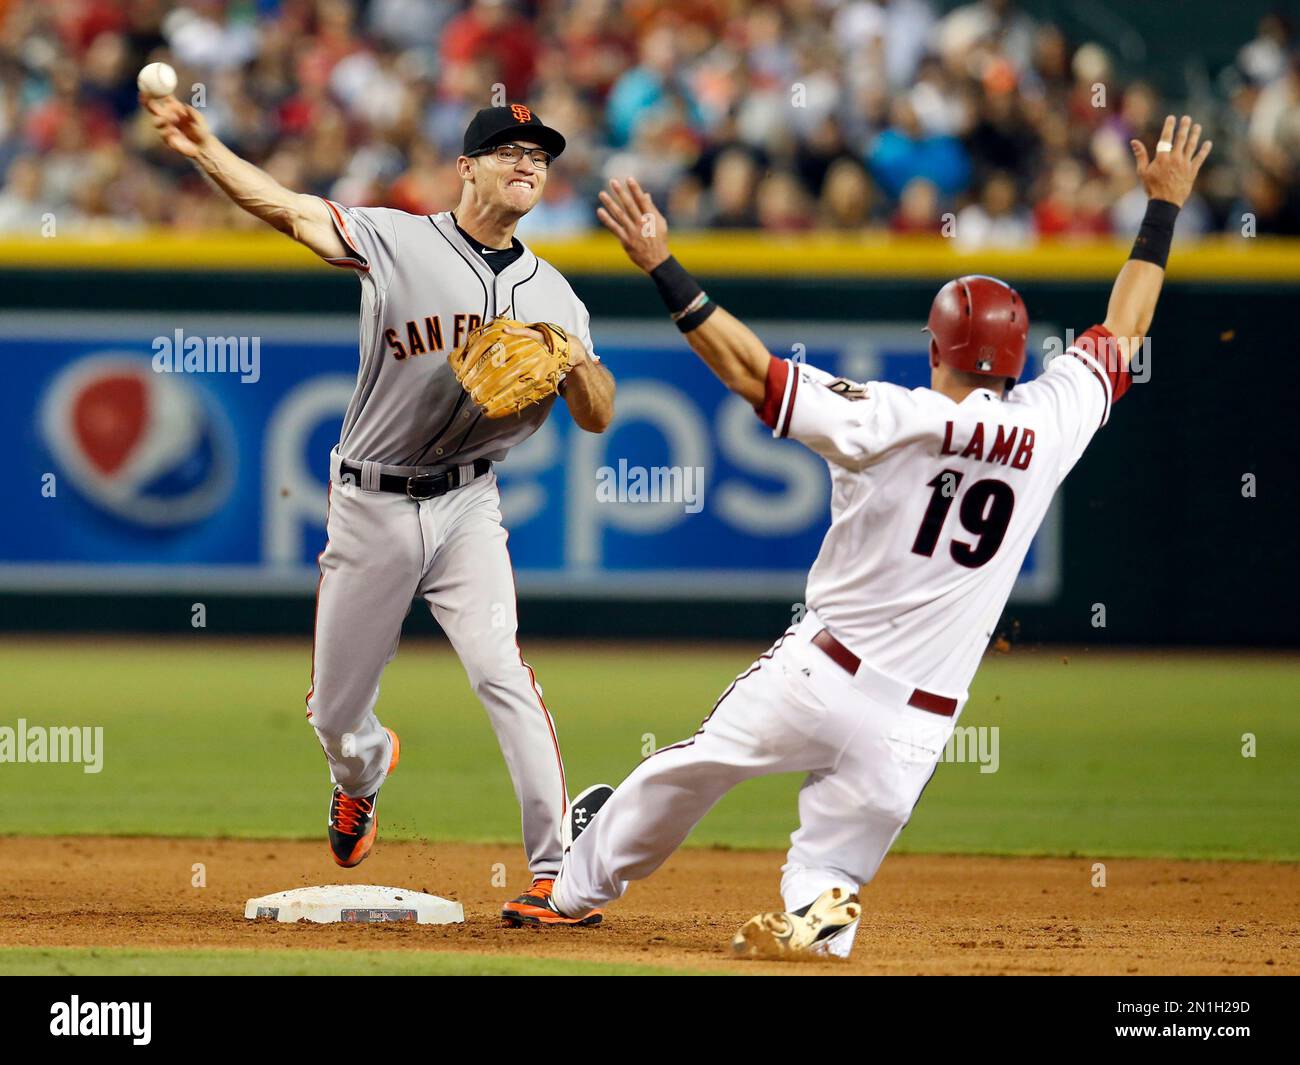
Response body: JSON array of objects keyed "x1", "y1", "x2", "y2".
[{"x1": 510, "y1": 104, "x2": 532, "y2": 122}]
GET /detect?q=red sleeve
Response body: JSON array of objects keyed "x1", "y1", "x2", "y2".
[
  {"x1": 754, "y1": 356, "x2": 791, "y2": 430},
  {"x1": 1067, "y1": 323, "x2": 1132, "y2": 426}
]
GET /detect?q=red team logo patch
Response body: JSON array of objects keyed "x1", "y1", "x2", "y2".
[{"x1": 510, "y1": 104, "x2": 532, "y2": 122}]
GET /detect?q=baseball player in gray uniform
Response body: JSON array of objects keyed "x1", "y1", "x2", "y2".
[{"x1": 145, "y1": 97, "x2": 615, "y2": 916}]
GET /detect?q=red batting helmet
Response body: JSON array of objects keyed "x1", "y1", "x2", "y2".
[{"x1": 924, "y1": 275, "x2": 1029, "y2": 381}]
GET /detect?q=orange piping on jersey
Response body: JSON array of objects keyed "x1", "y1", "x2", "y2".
[
  {"x1": 305, "y1": 482, "x2": 333, "y2": 719},
  {"x1": 321, "y1": 199, "x2": 371, "y2": 274},
  {"x1": 324, "y1": 255, "x2": 368, "y2": 270},
  {"x1": 501, "y1": 524, "x2": 569, "y2": 833},
  {"x1": 518, "y1": 647, "x2": 567, "y2": 814}
]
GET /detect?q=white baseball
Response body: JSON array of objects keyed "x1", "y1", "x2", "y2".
[{"x1": 137, "y1": 62, "x2": 178, "y2": 99}]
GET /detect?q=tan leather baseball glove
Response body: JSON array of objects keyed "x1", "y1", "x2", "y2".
[{"x1": 448, "y1": 318, "x2": 571, "y2": 419}]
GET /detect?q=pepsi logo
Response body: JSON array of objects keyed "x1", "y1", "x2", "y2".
[{"x1": 40, "y1": 354, "x2": 235, "y2": 526}]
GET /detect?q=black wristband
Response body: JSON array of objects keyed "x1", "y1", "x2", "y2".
[
  {"x1": 651, "y1": 255, "x2": 702, "y2": 310},
  {"x1": 649, "y1": 255, "x2": 718, "y2": 332},
  {"x1": 674, "y1": 297, "x2": 717, "y2": 333},
  {"x1": 1129, "y1": 199, "x2": 1180, "y2": 269}
]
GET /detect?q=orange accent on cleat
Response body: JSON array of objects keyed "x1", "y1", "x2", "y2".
[
  {"x1": 332, "y1": 825, "x2": 376, "y2": 868},
  {"x1": 330, "y1": 792, "x2": 378, "y2": 869},
  {"x1": 328, "y1": 728, "x2": 400, "y2": 869},
  {"x1": 385, "y1": 727, "x2": 401, "y2": 774},
  {"x1": 501, "y1": 878, "x2": 602, "y2": 927}
]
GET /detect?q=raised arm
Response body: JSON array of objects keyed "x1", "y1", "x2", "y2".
[
  {"x1": 142, "y1": 94, "x2": 346, "y2": 261},
  {"x1": 1102, "y1": 114, "x2": 1213, "y2": 362},
  {"x1": 597, "y1": 178, "x2": 769, "y2": 406}
]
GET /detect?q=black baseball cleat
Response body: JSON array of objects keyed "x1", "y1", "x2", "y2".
[
  {"x1": 562, "y1": 783, "x2": 614, "y2": 851},
  {"x1": 501, "y1": 877, "x2": 602, "y2": 926},
  {"x1": 328, "y1": 727, "x2": 400, "y2": 868},
  {"x1": 501, "y1": 784, "x2": 614, "y2": 927}
]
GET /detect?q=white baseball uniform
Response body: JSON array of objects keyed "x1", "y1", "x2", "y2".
[
  {"x1": 552, "y1": 326, "x2": 1129, "y2": 951},
  {"x1": 307, "y1": 202, "x2": 597, "y2": 878}
]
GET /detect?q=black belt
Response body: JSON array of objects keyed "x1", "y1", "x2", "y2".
[{"x1": 339, "y1": 458, "x2": 491, "y2": 500}]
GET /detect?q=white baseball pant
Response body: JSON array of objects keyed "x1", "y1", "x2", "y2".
[
  {"x1": 306, "y1": 457, "x2": 567, "y2": 878},
  {"x1": 551, "y1": 609, "x2": 964, "y2": 955}
]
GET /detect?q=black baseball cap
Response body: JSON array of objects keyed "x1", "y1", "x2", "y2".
[{"x1": 462, "y1": 104, "x2": 566, "y2": 160}]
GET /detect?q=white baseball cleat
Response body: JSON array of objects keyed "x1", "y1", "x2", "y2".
[{"x1": 731, "y1": 886, "x2": 861, "y2": 959}]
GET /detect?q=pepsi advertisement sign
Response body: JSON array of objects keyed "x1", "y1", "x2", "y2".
[
  {"x1": 4, "y1": 313, "x2": 1059, "y2": 600},
  {"x1": 39, "y1": 353, "x2": 236, "y2": 527}
]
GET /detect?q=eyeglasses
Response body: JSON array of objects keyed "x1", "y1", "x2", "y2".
[{"x1": 471, "y1": 143, "x2": 553, "y2": 170}]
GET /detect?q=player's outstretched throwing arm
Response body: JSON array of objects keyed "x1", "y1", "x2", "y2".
[
  {"x1": 1101, "y1": 114, "x2": 1212, "y2": 364},
  {"x1": 142, "y1": 93, "x2": 347, "y2": 262},
  {"x1": 597, "y1": 178, "x2": 771, "y2": 407}
]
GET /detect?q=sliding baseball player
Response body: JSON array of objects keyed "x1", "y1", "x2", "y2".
[
  {"x1": 144, "y1": 95, "x2": 616, "y2": 914},
  {"x1": 511, "y1": 117, "x2": 1211, "y2": 957}
]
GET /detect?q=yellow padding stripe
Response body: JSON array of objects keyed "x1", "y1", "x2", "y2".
[{"x1": 1, "y1": 232, "x2": 1297, "y2": 281}]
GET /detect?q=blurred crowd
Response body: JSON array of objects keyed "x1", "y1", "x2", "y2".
[{"x1": 2, "y1": 0, "x2": 1300, "y2": 242}]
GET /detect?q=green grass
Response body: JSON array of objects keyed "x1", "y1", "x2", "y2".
[
  {"x1": 0, "y1": 641, "x2": 1296, "y2": 860},
  {"x1": 0, "y1": 946, "x2": 692, "y2": 976}
]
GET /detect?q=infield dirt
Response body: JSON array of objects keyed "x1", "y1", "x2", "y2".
[{"x1": 1, "y1": 836, "x2": 1295, "y2": 974}]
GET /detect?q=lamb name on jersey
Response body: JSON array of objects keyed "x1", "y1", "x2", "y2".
[{"x1": 755, "y1": 324, "x2": 1129, "y2": 699}]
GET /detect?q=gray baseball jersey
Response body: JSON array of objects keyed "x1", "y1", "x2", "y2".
[
  {"x1": 320, "y1": 201, "x2": 597, "y2": 467},
  {"x1": 308, "y1": 200, "x2": 591, "y2": 878}
]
